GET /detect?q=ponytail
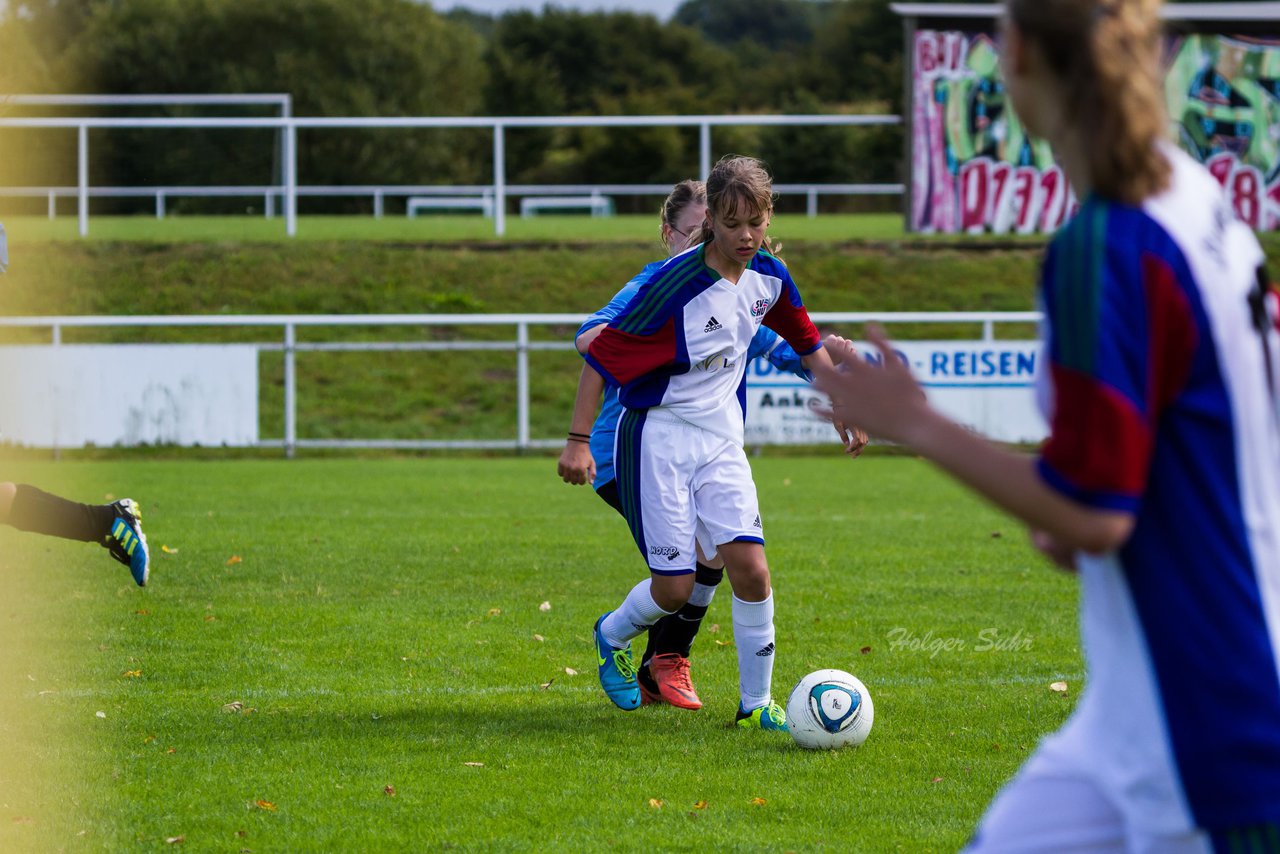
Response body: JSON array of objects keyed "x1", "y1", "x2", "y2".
[{"x1": 1009, "y1": 0, "x2": 1170, "y2": 204}]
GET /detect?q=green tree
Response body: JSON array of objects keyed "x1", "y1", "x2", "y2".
[{"x1": 64, "y1": 0, "x2": 488, "y2": 210}]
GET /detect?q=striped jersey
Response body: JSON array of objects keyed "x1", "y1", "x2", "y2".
[
  {"x1": 1036, "y1": 145, "x2": 1280, "y2": 833},
  {"x1": 585, "y1": 243, "x2": 821, "y2": 445},
  {"x1": 577, "y1": 260, "x2": 808, "y2": 490}
]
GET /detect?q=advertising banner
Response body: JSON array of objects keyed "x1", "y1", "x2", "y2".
[
  {"x1": 911, "y1": 31, "x2": 1280, "y2": 232},
  {"x1": 744, "y1": 341, "x2": 1047, "y2": 445}
]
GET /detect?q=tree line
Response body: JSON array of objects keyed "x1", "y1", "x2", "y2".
[{"x1": 0, "y1": 0, "x2": 903, "y2": 213}]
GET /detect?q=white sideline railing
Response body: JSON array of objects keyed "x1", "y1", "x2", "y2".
[
  {"x1": 0, "y1": 113, "x2": 902, "y2": 237},
  {"x1": 0, "y1": 311, "x2": 1041, "y2": 456}
]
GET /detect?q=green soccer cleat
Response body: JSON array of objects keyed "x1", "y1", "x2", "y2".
[
  {"x1": 104, "y1": 498, "x2": 150, "y2": 587},
  {"x1": 735, "y1": 700, "x2": 789, "y2": 732},
  {"x1": 594, "y1": 613, "x2": 641, "y2": 710}
]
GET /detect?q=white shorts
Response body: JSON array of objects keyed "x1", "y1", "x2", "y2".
[
  {"x1": 964, "y1": 743, "x2": 1212, "y2": 854},
  {"x1": 615, "y1": 408, "x2": 763, "y2": 574}
]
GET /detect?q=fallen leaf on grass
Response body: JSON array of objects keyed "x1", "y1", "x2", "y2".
[
  {"x1": 692, "y1": 800, "x2": 708, "y2": 810},
  {"x1": 1049, "y1": 681, "x2": 1069, "y2": 694},
  {"x1": 714, "y1": 640, "x2": 731, "y2": 647},
  {"x1": 539, "y1": 679, "x2": 555, "y2": 690},
  {"x1": 648, "y1": 799, "x2": 664, "y2": 809},
  {"x1": 122, "y1": 670, "x2": 141, "y2": 678},
  {"x1": 990, "y1": 531, "x2": 1002, "y2": 538},
  {"x1": 95, "y1": 711, "x2": 106, "y2": 719},
  {"x1": 135, "y1": 609, "x2": 151, "y2": 616},
  {"x1": 253, "y1": 800, "x2": 276, "y2": 812},
  {"x1": 931, "y1": 777, "x2": 943, "y2": 784},
  {"x1": 463, "y1": 762, "x2": 484, "y2": 768},
  {"x1": 166, "y1": 748, "x2": 176, "y2": 754},
  {"x1": 707, "y1": 624, "x2": 720, "y2": 633},
  {"x1": 11, "y1": 817, "x2": 33, "y2": 825},
  {"x1": 860, "y1": 646, "x2": 872, "y2": 655},
  {"x1": 204, "y1": 615, "x2": 217, "y2": 622},
  {"x1": 144, "y1": 735, "x2": 157, "y2": 744},
  {"x1": 538, "y1": 601, "x2": 551, "y2": 612},
  {"x1": 487, "y1": 608, "x2": 502, "y2": 617},
  {"x1": 161, "y1": 545, "x2": 179, "y2": 555},
  {"x1": 750, "y1": 797, "x2": 767, "y2": 807},
  {"x1": 226, "y1": 555, "x2": 242, "y2": 566},
  {"x1": 383, "y1": 786, "x2": 396, "y2": 797},
  {"x1": 164, "y1": 836, "x2": 185, "y2": 845},
  {"x1": 532, "y1": 634, "x2": 544, "y2": 642},
  {"x1": 221, "y1": 701, "x2": 244, "y2": 713},
  {"x1": 564, "y1": 667, "x2": 578, "y2": 676}
]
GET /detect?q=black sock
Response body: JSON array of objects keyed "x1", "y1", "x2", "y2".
[
  {"x1": 646, "y1": 562, "x2": 724, "y2": 661},
  {"x1": 6, "y1": 485, "x2": 114, "y2": 543}
]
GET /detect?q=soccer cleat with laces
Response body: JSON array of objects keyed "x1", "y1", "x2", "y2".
[
  {"x1": 594, "y1": 613, "x2": 641, "y2": 710},
  {"x1": 735, "y1": 700, "x2": 788, "y2": 732},
  {"x1": 104, "y1": 498, "x2": 149, "y2": 587},
  {"x1": 649, "y1": 653, "x2": 703, "y2": 710}
]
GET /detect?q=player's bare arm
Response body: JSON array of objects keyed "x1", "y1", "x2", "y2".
[{"x1": 558, "y1": 363, "x2": 604, "y2": 486}]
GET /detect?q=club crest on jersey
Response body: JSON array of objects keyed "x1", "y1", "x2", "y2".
[{"x1": 751, "y1": 299, "x2": 771, "y2": 317}]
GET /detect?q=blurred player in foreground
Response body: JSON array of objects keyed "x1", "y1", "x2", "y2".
[{"x1": 813, "y1": 0, "x2": 1280, "y2": 847}]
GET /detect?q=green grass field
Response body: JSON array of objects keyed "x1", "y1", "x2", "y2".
[
  {"x1": 0, "y1": 212, "x2": 917, "y2": 244},
  {"x1": 0, "y1": 457, "x2": 1082, "y2": 851}
]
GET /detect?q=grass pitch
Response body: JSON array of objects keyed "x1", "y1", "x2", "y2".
[{"x1": 0, "y1": 456, "x2": 1081, "y2": 851}]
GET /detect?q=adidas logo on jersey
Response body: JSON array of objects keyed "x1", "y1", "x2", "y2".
[
  {"x1": 704, "y1": 316, "x2": 723, "y2": 333},
  {"x1": 752, "y1": 514, "x2": 762, "y2": 528}
]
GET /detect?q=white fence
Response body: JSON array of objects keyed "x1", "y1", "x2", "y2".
[
  {"x1": 0, "y1": 311, "x2": 1042, "y2": 455},
  {"x1": 0, "y1": 113, "x2": 902, "y2": 237}
]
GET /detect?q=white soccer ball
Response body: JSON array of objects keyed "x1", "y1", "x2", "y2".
[{"x1": 786, "y1": 669, "x2": 874, "y2": 750}]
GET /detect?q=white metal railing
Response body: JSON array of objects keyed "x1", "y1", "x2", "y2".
[
  {"x1": 0, "y1": 113, "x2": 902, "y2": 237},
  {"x1": 0, "y1": 311, "x2": 1041, "y2": 456}
]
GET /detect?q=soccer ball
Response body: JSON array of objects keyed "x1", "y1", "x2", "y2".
[{"x1": 786, "y1": 669, "x2": 874, "y2": 750}]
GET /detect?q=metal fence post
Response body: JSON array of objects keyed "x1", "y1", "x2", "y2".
[
  {"x1": 77, "y1": 124, "x2": 89, "y2": 237},
  {"x1": 284, "y1": 322, "x2": 297, "y2": 458},
  {"x1": 285, "y1": 122, "x2": 298, "y2": 237},
  {"x1": 699, "y1": 122, "x2": 711, "y2": 179},
  {"x1": 493, "y1": 122, "x2": 506, "y2": 238},
  {"x1": 516, "y1": 321, "x2": 529, "y2": 451}
]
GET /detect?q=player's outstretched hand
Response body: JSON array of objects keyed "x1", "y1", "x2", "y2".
[
  {"x1": 558, "y1": 441, "x2": 596, "y2": 486},
  {"x1": 1031, "y1": 529, "x2": 1078, "y2": 572},
  {"x1": 821, "y1": 334, "x2": 868, "y2": 458},
  {"x1": 811, "y1": 325, "x2": 930, "y2": 446}
]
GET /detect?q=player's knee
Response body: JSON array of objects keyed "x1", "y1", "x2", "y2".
[{"x1": 650, "y1": 573, "x2": 694, "y2": 611}]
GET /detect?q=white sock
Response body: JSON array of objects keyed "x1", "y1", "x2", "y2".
[
  {"x1": 602, "y1": 579, "x2": 673, "y2": 648},
  {"x1": 733, "y1": 592, "x2": 775, "y2": 711}
]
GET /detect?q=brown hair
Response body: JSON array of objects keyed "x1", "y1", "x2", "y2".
[
  {"x1": 695, "y1": 155, "x2": 775, "y2": 247},
  {"x1": 659, "y1": 179, "x2": 706, "y2": 249},
  {"x1": 1007, "y1": 0, "x2": 1170, "y2": 204}
]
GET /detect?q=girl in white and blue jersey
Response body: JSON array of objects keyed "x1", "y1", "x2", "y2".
[
  {"x1": 558, "y1": 180, "x2": 820, "y2": 711},
  {"x1": 815, "y1": 0, "x2": 1280, "y2": 848},
  {"x1": 583, "y1": 156, "x2": 858, "y2": 730}
]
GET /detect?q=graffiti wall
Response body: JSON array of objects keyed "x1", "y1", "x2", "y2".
[{"x1": 911, "y1": 30, "x2": 1280, "y2": 233}]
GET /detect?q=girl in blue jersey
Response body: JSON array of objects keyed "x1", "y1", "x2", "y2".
[
  {"x1": 584, "y1": 156, "x2": 858, "y2": 730},
  {"x1": 815, "y1": 0, "x2": 1280, "y2": 848},
  {"x1": 558, "y1": 179, "x2": 838, "y2": 711}
]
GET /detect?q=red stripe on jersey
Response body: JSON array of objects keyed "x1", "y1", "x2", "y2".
[
  {"x1": 1042, "y1": 363, "x2": 1152, "y2": 498},
  {"x1": 1143, "y1": 252, "x2": 1198, "y2": 414},
  {"x1": 762, "y1": 302, "x2": 821, "y2": 356},
  {"x1": 586, "y1": 317, "x2": 679, "y2": 387}
]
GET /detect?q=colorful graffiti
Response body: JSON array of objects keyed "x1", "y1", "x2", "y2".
[{"x1": 912, "y1": 30, "x2": 1280, "y2": 233}]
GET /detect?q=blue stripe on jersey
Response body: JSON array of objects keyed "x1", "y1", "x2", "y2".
[
  {"x1": 618, "y1": 314, "x2": 689, "y2": 411},
  {"x1": 616, "y1": 407, "x2": 648, "y2": 560},
  {"x1": 616, "y1": 250, "x2": 710, "y2": 335},
  {"x1": 1107, "y1": 209, "x2": 1280, "y2": 827}
]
